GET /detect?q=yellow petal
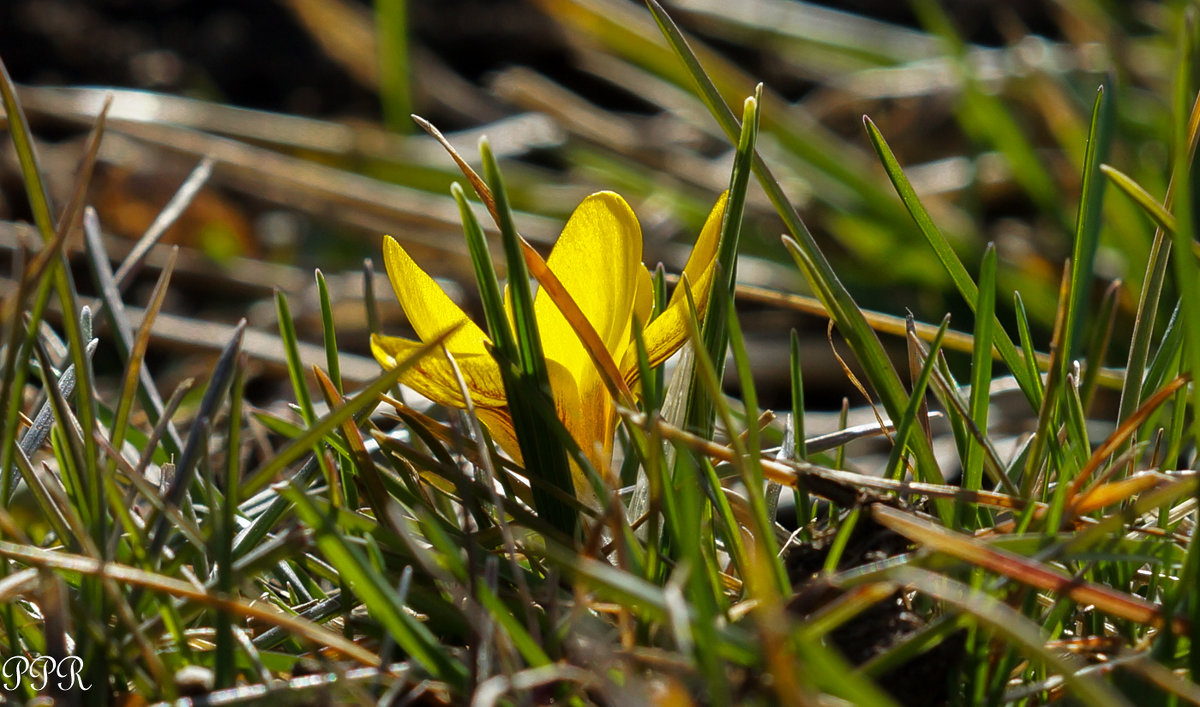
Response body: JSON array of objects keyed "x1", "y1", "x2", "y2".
[
  {"x1": 633, "y1": 264, "x2": 653, "y2": 333},
  {"x1": 546, "y1": 361, "x2": 613, "y2": 500},
  {"x1": 619, "y1": 262, "x2": 717, "y2": 379},
  {"x1": 617, "y1": 195, "x2": 726, "y2": 380},
  {"x1": 382, "y1": 236, "x2": 490, "y2": 355},
  {"x1": 534, "y1": 192, "x2": 642, "y2": 381},
  {"x1": 476, "y1": 407, "x2": 521, "y2": 465},
  {"x1": 371, "y1": 333, "x2": 507, "y2": 408},
  {"x1": 674, "y1": 192, "x2": 727, "y2": 306}
]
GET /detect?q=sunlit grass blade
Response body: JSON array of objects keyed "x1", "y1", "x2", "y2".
[
  {"x1": 685, "y1": 92, "x2": 758, "y2": 440},
  {"x1": 478, "y1": 139, "x2": 578, "y2": 536},
  {"x1": 863, "y1": 116, "x2": 1039, "y2": 408},
  {"x1": 1063, "y1": 85, "x2": 1113, "y2": 365},
  {"x1": 883, "y1": 317, "x2": 950, "y2": 499},
  {"x1": 646, "y1": 1, "x2": 942, "y2": 500},
  {"x1": 1022, "y1": 262, "x2": 1073, "y2": 499},
  {"x1": 1102, "y1": 164, "x2": 1177, "y2": 234},
  {"x1": 962, "y1": 245, "x2": 996, "y2": 527},
  {"x1": 315, "y1": 270, "x2": 343, "y2": 395}
]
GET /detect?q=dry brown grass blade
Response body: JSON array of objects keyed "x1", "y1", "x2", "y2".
[
  {"x1": 1069, "y1": 473, "x2": 1168, "y2": 517},
  {"x1": 621, "y1": 408, "x2": 1039, "y2": 513},
  {"x1": 825, "y1": 320, "x2": 891, "y2": 445},
  {"x1": 53, "y1": 94, "x2": 111, "y2": 244},
  {"x1": 872, "y1": 504, "x2": 1189, "y2": 636},
  {"x1": 0, "y1": 539, "x2": 382, "y2": 666},
  {"x1": 413, "y1": 114, "x2": 637, "y2": 408},
  {"x1": 1066, "y1": 373, "x2": 1190, "y2": 501}
]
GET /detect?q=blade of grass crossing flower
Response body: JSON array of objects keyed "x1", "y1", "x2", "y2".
[
  {"x1": 416, "y1": 117, "x2": 635, "y2": 409},
  {"x1": 1063, "y1": 86, "x2": 1113, "y2": 365},
  {"x1": 863, "y1": 116, "x2": 1039, "y2": 408},
  {"x1": 479, "y1": 140, "x2": 578, "y2": 536},
  {"x1": 240, "y1": 333, "x2": 451, "y2": 501},
  {"x1": 684, "y1": 93, "x2": 757, "y2": 441}
]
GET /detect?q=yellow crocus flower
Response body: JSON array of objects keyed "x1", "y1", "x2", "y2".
[{"x1": 371, "y1": 191, "x2": 727, "y2": 499}]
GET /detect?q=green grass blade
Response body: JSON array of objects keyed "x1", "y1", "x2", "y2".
[
  {"x1": 1101, "y1": 164, "x2": 1177, "y2": 234},
  {"x1": 1063, "y1": 85, "x2": 1113, "y2": 364},
  {"x1": 685, "y1": 92, "x2": 759, "y2": 440},
  {"x1": 645, "y1": 1, "x2": 947, "y2": 515},
  {"x1": 962, "y1": 245, "x2": 997, "y2": 527},
  {"x1": 883, "y1": 317, "x2": 950, "y2": 495},
  {"x1": 315, "y1": 270, "x2": 343, "y2": 395},
  {"x1": 279, "y1": 483, "x2": 468, "y2": 686},
  {"x1": 375, "y1": 0, "x2": 412, "y2": 133},
  {"x1": 863, "y1": 116, "x2": 1039, "y2": 408},
  {"x1": 479, "y1": 139, "x2": 578, "y2": 537}
]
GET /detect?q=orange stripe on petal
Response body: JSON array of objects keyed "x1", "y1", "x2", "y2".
[{"x1": 534, "y1": 192, "x2": 642, "y2": 382}]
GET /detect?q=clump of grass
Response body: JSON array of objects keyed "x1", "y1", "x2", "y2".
[{"x1": 3, "y1": 1, "x2": 1200, "y2": 705}]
